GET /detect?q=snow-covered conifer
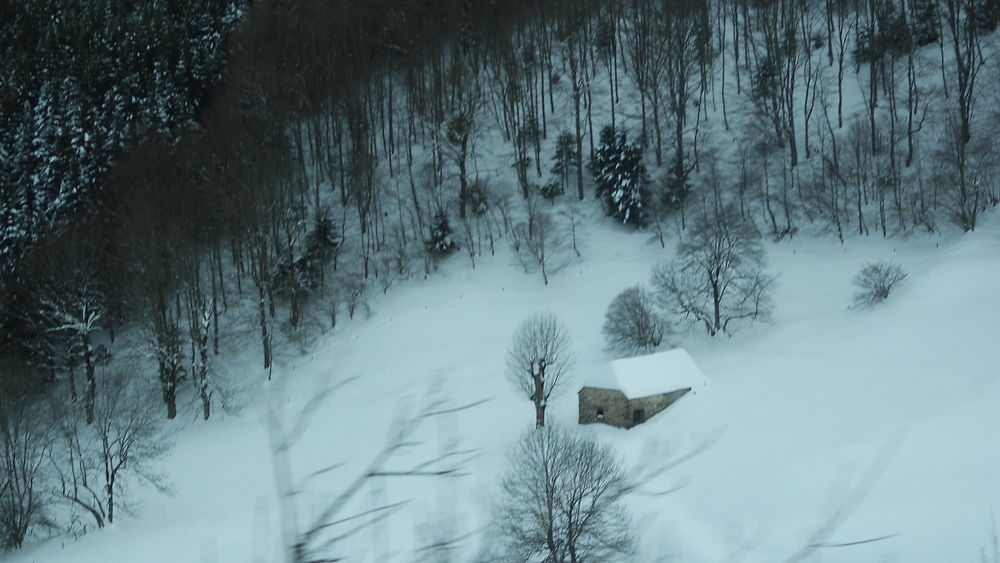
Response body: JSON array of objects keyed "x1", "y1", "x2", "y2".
[
  {"x1": 591, "y1": 126, "x2": 651, "y2": 227},
  {"x1": 426, "y1": 210, "x2": 457, "y2": 255}
]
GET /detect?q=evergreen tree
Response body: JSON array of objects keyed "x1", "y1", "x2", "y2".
[
  {"x1": 910, "y1": 0, "x2": 940, "y2": 45},
  {"x1": 0, "y1": 0, "x2": 244, "y2": 280},
  {"x1": 591, "y1": 127, "x2": 651, "y2": 226},
  {"x1": 854, "y1": 2, "x2": 911, "y2": 63},
  {"x1": 426, "y1": 210, "x2": 457, "y2": 254},
  {"x1": 881, "y1": 2, "x2": 912, "y2": 56},
  {"x1": 968, "y1": 0, "x2": 1000, "y2": 33}
]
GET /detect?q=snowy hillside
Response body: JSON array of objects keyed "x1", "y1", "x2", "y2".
[
  {"x1": 11, "y1": 206, "x2": 1000, "y2": 563},
  {"x1": 6, "y1": 1, "x2": 1000, "y2": 562}
]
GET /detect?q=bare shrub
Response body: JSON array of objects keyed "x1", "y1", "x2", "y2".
[
  {"x1": 602, "y1": 285, "x2": 665, "y2": 355},
  {"x1": 51, "y1": 368, "x2": 173, "y2": 531},
  {"x1": 0, "y1": 376, "x2": 52, "y2": 550},
  {"x1": 852, "y1": 261, "x2": 908, "y2": 307},
  {"x1": 337, "y1": 273, "x2": 370, "y2": 319}
]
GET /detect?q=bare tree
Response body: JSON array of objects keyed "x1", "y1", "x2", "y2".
[
  {"x1": 652, "y1": 205, "x2": 776, "y2": 336},
  {"x1": 0, "y1": 371, "x2": 52, "y2": 549},
  {"x1": 558, "y1": 5, "x2": 592, "y2": 201},
  {"x1": 442, "y1": 70, "x2": 484, "y2": 220},
  {"x1": 36, "y1": 286, "x2": 103, "y2": 424},
  {"x1": 149, "y1": 300, "x2": 185, "y2": 420},
  {"x1": 749, "y1": 0, "x2": 803, "y2": 167},
  {"x1": 942, "y1": 0, "x2": 984, "y2": 147},
  {"x1": 556, "y1": 196, "x2": 585, "y2": 259},
  {"x1": 506, "y1": 313, "x2": 575, "y2": 428},
  {"x1": 514, "y1": 202, "x2": 572, "y2": 286},
  {"x1": 935, "y1": 113, "x2": 996, "y2": 232},
  {"x1": 266, "y1": 379, "x2": 481, "y2": 563},
  {"x1": 662, "y1": 0, "x2": 705, "y2": 188},
  {"x1": 602, "y1": 285, "x2": 665, "y2": 355},
  {"x1": 496, "y1": 425, "x2": 635, "y2": 563},
  {"x1": 51, "y1": 367, "x2": 173, "y2": 530},
  {"x1": 184, "y1": 268, "x2": 214, "y2": 420},
  {"x1": 625, "y1": 0, "x2": 668, "y2": 166},
  {"x1": 16, "y1": 233, "x2": 108, "y2": 424}
]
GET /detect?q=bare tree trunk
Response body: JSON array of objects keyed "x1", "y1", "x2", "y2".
[
  {"x1": 534, "y1": 400, "x2": 546, "y2": 428},
  {"x1": 83, "y1": 333, "x2": 95, "y2": 425},
  {"x1": 573, "y1": 66, "x2": 585, "y2": 201},
  {"x1": 258, "y1": 282, "x2": 272, "y2": 372}
]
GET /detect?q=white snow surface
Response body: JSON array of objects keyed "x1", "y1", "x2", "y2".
[
  {"x1": 11, "y1": 208, "x2": 1000, "y2": 563},
  {"x1": 586, "y1": 348, "x2": 709, "y2": 399}
]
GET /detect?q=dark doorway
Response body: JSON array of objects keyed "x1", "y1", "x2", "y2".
[
  {"x1": 632, "y1": 408, "x2": 645, "y2": 425},
  {"x1": 596, "y1": 408, "x2": 605, "y2": 421}
]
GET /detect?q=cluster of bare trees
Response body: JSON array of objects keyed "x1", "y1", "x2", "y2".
[
  {"x1": 500, "y1": 315, "x2": 640, "y2": 562},
  {"x1": 601, "y1": 200, "x2": 775, "y2": 352},
  {"x1": 9, "y1": 0, "x2": 1000, "y2": 401},
  {"x1": 730, "y1": 0, "x2": 999, "y2": 237},
  {"x1": 0, "y1": 363, "x2": 172, "y2": 548}
]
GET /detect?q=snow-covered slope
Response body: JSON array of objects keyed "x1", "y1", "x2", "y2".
[{"x1": 12, "y1": 207, "x2": 1000, "y2": 563}]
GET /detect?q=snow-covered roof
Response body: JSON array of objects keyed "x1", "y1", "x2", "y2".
[{"x1": 584, "y1": 349, "x2": 709, "y2": 399}]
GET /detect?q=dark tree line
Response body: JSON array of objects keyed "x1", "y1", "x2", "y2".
[
  {"x1": 2, "y1": 0, "x2": 999, "y2": 412},
  {"x1": 0, "y1": 0, "x2": 607, "y2": 388},
  {"x1": 0, "y1": 0, "x2": 242, "y2": 279}
]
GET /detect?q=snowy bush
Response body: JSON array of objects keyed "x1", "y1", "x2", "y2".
[
  {"x1": 852, "y1": 261, "x2": 908, "y2": 307},
  {"x1": 602, "y1": 285, "x2": 665, "y2": 355},
  {"x1": 540, "y1": 180, "x2": 564, "y2": 200},
  {"x1": 467, "y1": 180, "x2": 490, "y2": 215}
]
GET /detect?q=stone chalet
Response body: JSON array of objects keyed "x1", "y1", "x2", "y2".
[{"x1": 578, "y1": 349, "x2": 708, "y2": 429}]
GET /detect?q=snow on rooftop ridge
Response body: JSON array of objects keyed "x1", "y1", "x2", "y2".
[{"x1": 585, "y1": 348, "x2": 709, "y2": 400}]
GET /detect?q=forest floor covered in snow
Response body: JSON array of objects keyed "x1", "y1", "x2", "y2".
[{"x1": 11, "y1": 205, "x2": 1000, "y2": 563}]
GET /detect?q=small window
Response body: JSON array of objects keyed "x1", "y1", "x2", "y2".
[
  {"x1": 596, "y1": 409, "x2": 605, "y2": 420},
  {"x1": 632, "y1": 409, "x2": 645, "y2": 424}
]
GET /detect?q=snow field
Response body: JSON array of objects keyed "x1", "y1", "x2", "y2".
[{"x1": 12, "y1": 207, "x2": 999, "y2": 563}]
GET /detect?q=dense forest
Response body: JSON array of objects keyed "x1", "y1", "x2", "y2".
[{"x1": 1, "y1": 0, "x2": 999, "y2": 554}]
